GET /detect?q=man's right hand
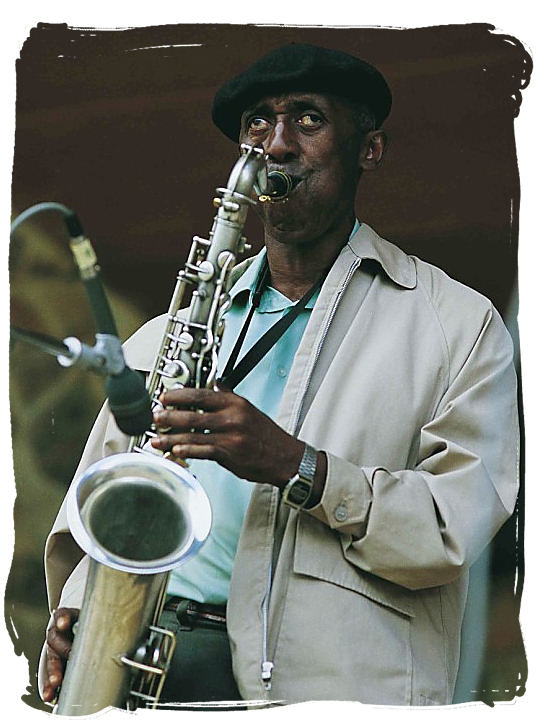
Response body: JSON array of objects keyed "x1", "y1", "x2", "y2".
[{"x1": 43, "y1": 607, "x2": 79, "y2": 703}]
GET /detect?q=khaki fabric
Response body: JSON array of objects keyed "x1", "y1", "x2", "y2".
[{"x1": 41, "y1": 223, "x2": 519, "y2": 706}]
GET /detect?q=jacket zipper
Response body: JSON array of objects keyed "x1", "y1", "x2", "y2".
[
  {"x1": 260, "y1": 557, "x2": 274, "y2": 690},
  {"x1": 258, "y1": 255, "x2": 362, "y2": 693}
]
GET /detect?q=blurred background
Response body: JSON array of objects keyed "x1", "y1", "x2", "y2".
[{"x1": 8, "y1": 22, "x2": 530, "y2": 711}]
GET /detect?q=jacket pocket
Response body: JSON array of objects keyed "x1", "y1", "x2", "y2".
[
  {"x1": 295, "y1": 514, "x2": 415, "y2": 618},
  {"x1": 269, "y1": 515, "x2": 415, "y2": 705}
]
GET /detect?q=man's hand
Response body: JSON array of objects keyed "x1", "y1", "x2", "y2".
[
  {"x1": 151, "y1": 388, "x2": 305, "y2": 488},
  {"x1": 43, "y1": 607, "x2": 79, "y2": 703}
]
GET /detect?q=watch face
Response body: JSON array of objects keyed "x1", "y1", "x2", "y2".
[{"x1": 288, "y1": 478, "x2": 311, "y2": 505}]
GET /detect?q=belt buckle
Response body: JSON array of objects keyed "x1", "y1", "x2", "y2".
[
  {"x1": 175, "y1": 599, "x2": 195, "y2": 630},
  {"x1": 167, "y1": 598, "x2": 227, "y2": 630}
]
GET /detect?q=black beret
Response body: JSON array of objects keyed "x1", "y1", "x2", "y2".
[{"x1": 212, "y1": 43, "x2": 392, "y2": 141}]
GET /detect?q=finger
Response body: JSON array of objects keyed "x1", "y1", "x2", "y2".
[
  {"x1": 151, "y1": 431, "x2": 220, "y2": 453},
  {"x1": 53, "y1": 607, "x2": 79, "y2": 633},
  {"x1": 153, "y1": 408, "x2": 222, "y2": 432},
  {"x1": 42, "y1": 683, "x2": 57, "y2": 703},
  {"x1": 43, "y1": 645, "x2": 65, "y2": 702},
  {"x1": 168, "y1": 443, "x2": 223, "y2": 462},
  {"x1": 159, "y1": 388, "x2": 231, "y2": 410},
  {"x1": 43, "y1": 610, "x2": 79, "y2": 703},
  {"x1": 47, "y1": 623, "x2": 74, "y2": 660},
  {"x1": 43, "y1": 675, "x2": 60, "y2": 703},
  {"x1": 45, "y1": 644, "x2": 64, "y2": 681}
]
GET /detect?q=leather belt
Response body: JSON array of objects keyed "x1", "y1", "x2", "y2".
[{"x1": 164, "y1": 597, "x2": 227, "y2": 631}]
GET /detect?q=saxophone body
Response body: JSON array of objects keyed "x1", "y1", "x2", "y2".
[{"x1": 55, "y1": 145, "x2": 284, "y2": 715}]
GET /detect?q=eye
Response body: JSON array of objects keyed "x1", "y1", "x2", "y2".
[
  {"x1": 297, "y1": 112, "x2": 324, "y2": 130},
  {"x1": 246, "y1": 116, "x2": 271, "y2": 136}
]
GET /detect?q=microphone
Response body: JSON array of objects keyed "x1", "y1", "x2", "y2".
[{"x1": 105, "y1": 367, "x2": 153, "y2": 436}]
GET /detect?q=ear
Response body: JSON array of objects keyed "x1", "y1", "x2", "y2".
[{"x1": 359, "y1": 130, "x2": 387, "y2": 171}]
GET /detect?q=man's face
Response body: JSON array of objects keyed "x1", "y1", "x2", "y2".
[{"x1": 239, "y1": 92, "x2": 363, "y2": 245}]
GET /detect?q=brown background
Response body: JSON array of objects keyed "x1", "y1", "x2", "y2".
[{"x1": 8, "y1": 22, "x2": 530, "y2": 710}]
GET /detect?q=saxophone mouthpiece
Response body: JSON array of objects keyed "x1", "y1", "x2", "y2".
[{"x1": 258, "y1": 171, "x2": 294, "y2": 203}]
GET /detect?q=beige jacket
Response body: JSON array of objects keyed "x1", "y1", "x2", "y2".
[{"x1": 42, "y1": 223, "x2": 519, "y2": 707}]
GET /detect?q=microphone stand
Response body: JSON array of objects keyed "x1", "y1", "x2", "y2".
[{"x1": 11, "y1": 203, "x2": 153, "y2": 435}]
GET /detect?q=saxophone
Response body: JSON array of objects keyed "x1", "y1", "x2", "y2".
[{"x1": 54, "y1": 145, "x2": 292, "y2": 715}]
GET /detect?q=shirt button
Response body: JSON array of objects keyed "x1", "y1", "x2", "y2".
[
  {"x1": 277, "y1": 366, "x2": 287, "y2": 378},
  {"x1": 334, "y1": 504, "x2": 348, "y2": 522}
]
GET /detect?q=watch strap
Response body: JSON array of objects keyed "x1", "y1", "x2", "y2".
[{"x1": 299, "y1": 442, "x2": 317, "y2": 481}]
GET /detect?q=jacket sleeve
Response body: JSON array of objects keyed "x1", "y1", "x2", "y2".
[{"x1": 305, "y1": 304, "x2": 520, "y2": 590}]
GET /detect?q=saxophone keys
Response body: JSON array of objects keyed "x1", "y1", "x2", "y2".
[
  {"x1": 217, "y1": 251, "x2": 235, "y2": 269},
  {"x1": 162, "y1": 360, "x2": 190, "y2": 385},
  {"x1": 177, "y1": 331, "x2": 194, "y2": 351},
  {"x1": 192, "y1": 235, "x2": 211, "y2": 248},
  {"x1": 237, "y1": 235, "x2": 251, "y2": 254},
  {"x1": 215, "y1": 318, "x2": 226, "y2": 340},
  {"x1": 178, "y1": 269, "x2": 199, "y2": 284},
  {"x1": 197, "y1": 261, "x2": 215, "y2": 281},
  {"x1": 221, "y1": 200, "x2": 240, "y2": 212}
]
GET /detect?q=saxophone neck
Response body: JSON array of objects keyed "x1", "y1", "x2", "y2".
[{"x1": 224, "y1": 144, "x2": 267, "y2": 200}]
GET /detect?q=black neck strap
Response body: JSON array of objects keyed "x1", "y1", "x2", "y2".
[{"x1": 219, "y1": 258, "x2": 323, "y2": 391}]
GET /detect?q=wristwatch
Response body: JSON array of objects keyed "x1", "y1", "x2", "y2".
[{"x1": 281, "y1": 443, "x2": 318, "y2": 509}]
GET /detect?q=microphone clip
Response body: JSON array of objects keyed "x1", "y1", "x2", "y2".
[{"x1": 58, "y1": 333, "x2": 126, "y2": 376}]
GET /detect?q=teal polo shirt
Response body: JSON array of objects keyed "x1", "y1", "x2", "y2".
[{"x1": 167, "y1": 249, "x2": 318, "y2": 604}]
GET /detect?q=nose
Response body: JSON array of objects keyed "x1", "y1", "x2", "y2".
[{"x1": 264, "y1": 118, "x2": 299, "y2": 163}]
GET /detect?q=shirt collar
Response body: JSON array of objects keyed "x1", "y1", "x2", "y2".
[
  {"x1": 227, "y1": 248, "x2": 267, "y2": 305},
  {"x1": 228, "y1": 252, "x2": 320, "y2": 313}
]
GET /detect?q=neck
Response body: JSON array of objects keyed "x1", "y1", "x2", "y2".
[{"x1": 263, "y1": 214, "x2": 356, "y2": 300}]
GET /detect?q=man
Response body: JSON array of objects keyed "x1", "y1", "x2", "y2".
[{"x1": 41, "y1": 43, "x2": 519, "y2": 707}]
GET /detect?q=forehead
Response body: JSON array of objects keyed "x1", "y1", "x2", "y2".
[{"x1": 241, "y1": 91, "x2": 352, "y2": 118}]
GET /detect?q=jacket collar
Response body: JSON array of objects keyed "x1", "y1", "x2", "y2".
[
  {"x1": 227, "y1": 222, "x2": 417, "y2": 296},
  {"x1": 348, "y1": 223, "x2": 417, "y2": 289}
]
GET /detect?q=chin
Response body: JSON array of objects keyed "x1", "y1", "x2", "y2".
[
  {"x1": 261, "y1": 202, "x2": 312, "y2": 241},
  {"x1": 265, "y1": 218, "x2": 311, "y2": 245}
]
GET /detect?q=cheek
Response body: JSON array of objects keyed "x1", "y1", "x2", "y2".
[
  {"x1": 307, "y1": 159, "x2": 357, "y2": 200},
  {"x1": 305, "y1": 137, "x2": 360, "y2": 189}
]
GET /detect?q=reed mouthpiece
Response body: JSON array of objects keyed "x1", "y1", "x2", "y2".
[{"x1": 259, "y1": 171, "x2": 293, "y2": 202}]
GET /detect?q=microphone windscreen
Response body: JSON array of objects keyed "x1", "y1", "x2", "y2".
[{"x1": 105, "y1": 367, "x2": 153, "y2": 436}]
